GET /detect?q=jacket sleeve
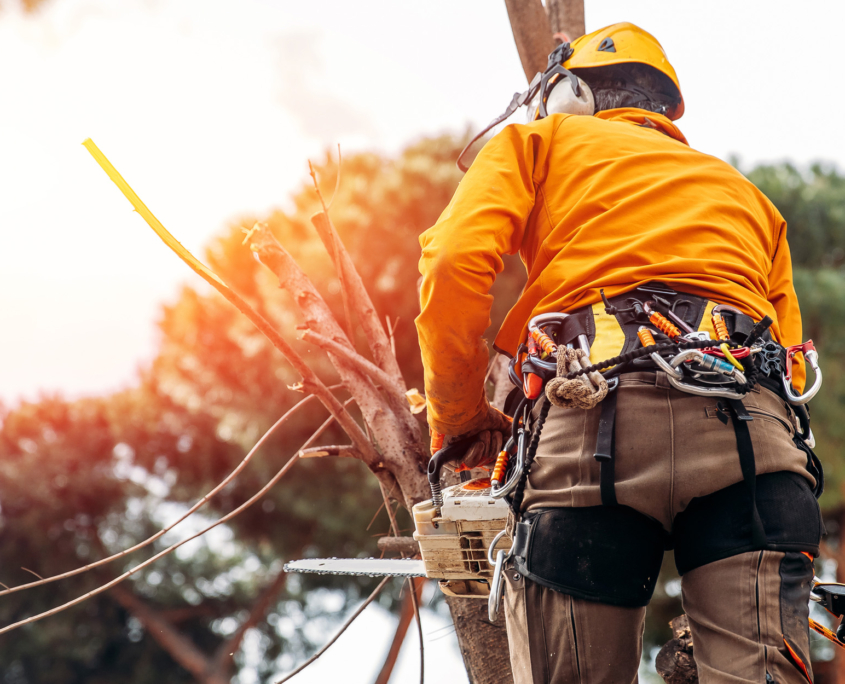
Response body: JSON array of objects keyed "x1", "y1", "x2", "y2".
[
  {"x1": 768, "y1": 215, "x2": 806, "y2": 391},
  {"x1": 415, "y1": 118, "x2": 560, "y2": 435}
]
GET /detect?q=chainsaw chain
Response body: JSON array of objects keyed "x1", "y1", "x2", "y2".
[{"x1": 283, "y1": 558, "x2": 425, "y2": 578}]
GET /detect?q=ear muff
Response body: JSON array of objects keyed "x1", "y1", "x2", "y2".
[{"x1": 526, "y1": 74, "x2": 594, "y2": 122}]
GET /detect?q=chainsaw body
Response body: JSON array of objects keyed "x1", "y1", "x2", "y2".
[{"x1": 412, "y1": 477, "x2": 510, "y2": 598}]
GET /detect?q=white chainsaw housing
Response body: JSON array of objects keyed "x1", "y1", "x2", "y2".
[{"x1": 412, "y1": 478, "x2": 510, "y2": 598}]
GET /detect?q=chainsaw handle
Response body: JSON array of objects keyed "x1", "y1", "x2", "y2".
[{"x1": 427, "y1": 435, "x2": 478, "y2": 488}]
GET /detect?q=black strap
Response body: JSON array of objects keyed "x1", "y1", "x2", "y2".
[
  {"x1": 726, "y1": 399, "x2": 767, "y2": 547},
  {"x1": 594, "y1": 389, "x2": 619, "y2": 506}
]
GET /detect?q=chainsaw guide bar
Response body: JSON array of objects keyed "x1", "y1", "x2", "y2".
[{"x1": 284, "y1": 558, "x2": 427, "y2": 578}]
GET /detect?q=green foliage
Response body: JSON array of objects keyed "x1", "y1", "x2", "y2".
[{"x1": 742, "y1": 164, "x2": 845, "y2": 508}]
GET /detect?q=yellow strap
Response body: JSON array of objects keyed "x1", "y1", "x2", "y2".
[
  {"x1": 590, "y1": 301, "x2": 627, "y2": 367},
  {"x1": 698, "y1": 300, "x2": 719, "y2": 338},
  {"x1": 82, "y1": 138, "x2": 227, "y2": 289}
]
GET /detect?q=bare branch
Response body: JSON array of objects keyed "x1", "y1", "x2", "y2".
[
  {"x1": 111, "y1": 585, "x2": 228, "y2": 684},
  {"x1": 0, "y1": 389, "x2": 343, "y2": 598},
  {"x1": 379, "y1": 480, "x2": 401, "y2": 541},
  {"x1": 409, "y1": 578, "x2": 425, "y2": 684},
  {"x1": 275, "y1": 576, "x2": 392, "y2": 684},
  {"x1": 300, "y1": 329, "x2": 406, "y2": 408},
  {"x1": 247, "y1": 223, "x2": 427, "y2": 504},
  {"x1": 299, "y1": 445, "x2": 362, "y2": 460},
  {"x1": 310, "y1": 159, "x2": 355, "y2": 341},
  {"x1": 310, "y1": 211, "x2": 406, "y2": 390},
  {"x1": 0, "y1": 419, "x2": 329, "y2": 636},
  {"x1": 377, "y1": 537, "x2": 420, "y2": 556},
  {"x1": 504, "y1": 0, "x2": 555, "y2": 82}
]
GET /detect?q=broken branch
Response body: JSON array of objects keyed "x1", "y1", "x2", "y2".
[
  {"x1": 83, "y1": 140, "x2": 375, "y2": 464},
  {"x1": 310, "y1": 210, "x2": 406, "y2": 390},
  {"x1": 300, "y1": 329, "x2": 405, "y2": 408}
]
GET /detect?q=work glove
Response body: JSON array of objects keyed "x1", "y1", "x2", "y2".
[{"x1": 431, "y1": 405, "x2": 512, "y2": 469}]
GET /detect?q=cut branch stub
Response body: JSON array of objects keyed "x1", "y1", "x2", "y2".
[
  {"x1": 299, "y1": 445, "x2": 362, "y2": 460},
  {"x1": 310, "y1": 212, "x2": 406, "y2": 391}
]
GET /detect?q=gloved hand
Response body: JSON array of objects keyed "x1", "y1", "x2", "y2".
[{"x1": 434, "y1": 405, "x2": 512, "y2": 469}]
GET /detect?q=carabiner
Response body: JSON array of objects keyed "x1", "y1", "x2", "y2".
[
  {"x1": 782, "y1": 341, "x2": 823, "y2": 405},
  {"x1": 487, "y1": 528, "x2": 513, "y2": 623}
]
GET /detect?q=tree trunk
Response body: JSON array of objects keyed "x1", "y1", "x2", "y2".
[
  {"x1": 503, "y1": 0, "x2": 555, "y2": 82},
  {"x1": 448, "y1": 596, "x2": 514, "y2": 684},
  {"x1": 545, "y1": 0, "x2": 586, "y2": 43},
  {"x1": 445, "y1": 356, "x2": 515, "y2": 684},
  {"x1": 503, "y1": 0, "x2": 585, "y2": 84}
]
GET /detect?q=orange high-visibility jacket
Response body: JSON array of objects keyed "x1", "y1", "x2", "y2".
[{"x1": 416, "y1": 109, "x2": 803, "y2": 435}]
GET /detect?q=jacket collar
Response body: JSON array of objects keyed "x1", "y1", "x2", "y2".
[{"x1": 594, "y1": 108, "x2": 689, "y2": 146}]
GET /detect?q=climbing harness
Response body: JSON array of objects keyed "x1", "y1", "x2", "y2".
[{"x1": 484, "y1": 284, "x2": 825, "y2": 619}]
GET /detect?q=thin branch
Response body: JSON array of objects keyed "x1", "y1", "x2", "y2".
[
  {"x1": 299, "y1": 445, "x2": 362, "y2": 460},
  {"x1": 275, "y1": 576, "x2": 392, "y2": 684},
  {"x1": 379, "y1": 480, "x2": 400, "y2": 541},
  {"x1": 309, "y1": 209, "x2": 406, "y2": 391},
  {"x1": 0, "y1": 401, "x2": 364, "y2": 637},
  {"x1": 387, "y1": 316, "x2": 399, "y2": 358},
  {"x1": 409, "y1": 578, "x2": 425, "y2": 684},
  {"x1": 374, "y1": 579, "x2": 425, "y2": 684},
  {"x1": 20, "y1": 568, "x2": 43, "y2": 580},
  {"x1": 0, "y1": 389, "x2": 342, "y2": 598},
  {"x1": 300, "y1": 329, "x2": 405, "y2": 408}
]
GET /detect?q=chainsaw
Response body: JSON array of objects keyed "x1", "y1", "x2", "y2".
[{"x1": 284, "y1": 436, "x2": 517, "y2": 620}]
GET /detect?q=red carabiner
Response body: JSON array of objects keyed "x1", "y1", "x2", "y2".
[{"x1": 783, "y1": 341, "x2": 816, "y2": 384}]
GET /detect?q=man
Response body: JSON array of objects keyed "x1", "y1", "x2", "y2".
[{"x1": 416, "y1": 23, "x2": 823, "y2": 684}]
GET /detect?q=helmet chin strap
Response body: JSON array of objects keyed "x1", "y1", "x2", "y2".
[{"x1": 457, "y1": 42, "x2": 590, "y2": 172}]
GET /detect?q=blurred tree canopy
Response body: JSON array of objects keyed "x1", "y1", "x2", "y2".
[{"x1": 1, "y1": 136, "x2": 843, "y2": 681}]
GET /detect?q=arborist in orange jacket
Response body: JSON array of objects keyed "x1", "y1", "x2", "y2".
[{"x1": 417, "y1": 23, "x2": 824, "y2": 683}]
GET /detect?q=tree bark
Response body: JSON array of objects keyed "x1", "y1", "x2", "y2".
[
  {"x1": 447, "y1": 596, "x2": 513, "y2": 684},
  {"x1": 503, "y1": 0, "x2": 555, "y2": 83},
  {"x1": 444, "y1": 358, "x2": 515, "y2": 684},
  {"x1": 545, "y1": 0, "x2": 586, "y2": 43}
]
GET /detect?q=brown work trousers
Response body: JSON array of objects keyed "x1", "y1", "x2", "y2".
[{"x1": 504, "y1": 372, "x2": 818, "y2": 684}]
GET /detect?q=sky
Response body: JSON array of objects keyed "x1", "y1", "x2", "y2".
[{"x1": 1, "y1": 0, "x2": 844, "y2": 405}]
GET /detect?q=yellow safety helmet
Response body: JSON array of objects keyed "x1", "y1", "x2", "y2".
[{"x1": 563, "y1": 22, "x2": 684, "y2": 120}]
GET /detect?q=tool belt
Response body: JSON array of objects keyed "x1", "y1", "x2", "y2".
[{"x1": 497, "y1": 282, "x2": 823, "y2": 582}]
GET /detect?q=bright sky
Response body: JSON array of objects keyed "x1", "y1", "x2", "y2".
[{"x1": 1, "y1": 0, "x2": 843, "y2": 406}]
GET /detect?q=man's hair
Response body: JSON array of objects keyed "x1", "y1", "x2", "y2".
[{"x1": 576, "y1": 63, "x2": 680, "y2": 116}]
